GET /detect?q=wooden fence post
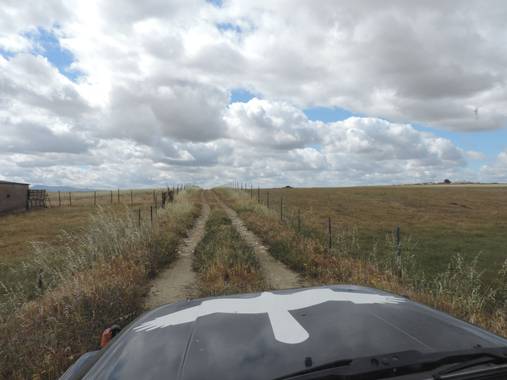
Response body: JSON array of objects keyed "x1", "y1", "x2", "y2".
[
  {"x1": 250, "y1": 184, "x2": 253, "y2": 199},
  {"x1": 298, "y1": 209, "x2": 301, "y2": 233},
  {"x1": 328, "y1": 217, "x2": 332, "y2": 253},
  {"x1": 267, "y1": 192, "x2": 270, "y2": 209},
  {"x1": 138, "y1": 208, "x2": 141, "y2": 227},
  {"x1": 69, "y1": 192, "x2": 72, "y2": 207},
  {"x1": 130, "y1": 190, "x2": 133, "y2": 206},
  {"x1": 94, "y1": 191, "x2": 97, "y2": 207},
  {"x1": 150, "y1": 206, "x2": 153, "y2": 226},
  {"x1": 110, "y1": 190, "x2": 113, "y2": 204},
  {"x1": 117, "y1": 189, "x2": 120, "y2": 203},
  {"x1": 257, "y1": 186, "x2": 260, "y2": 203},
  {"x1": 58, "y1": 191, "x2": 61, "y2": 207},
  {"x1": 280, "y1": 197, "x2": 283, "y2": 221},
  {"x1": 395, "y1": 225, "x2": 402, "y2": 278}
]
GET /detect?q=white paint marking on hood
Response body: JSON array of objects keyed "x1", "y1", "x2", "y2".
[{"x1": 134, "y1": 289, "x2": 405, "y2": 344}]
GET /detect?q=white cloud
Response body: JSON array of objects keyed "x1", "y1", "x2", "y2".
[
  {"x1": 0, "y1": 0, "x2": 504, "y2": 187},
  {"x1": 225, "y1": 98, "x2": 317, "y2": 149},
  {"x1": 479, "y1": 151, "x2": 507, "y2": 182},
  {"x1": 466, "y1": 150, "x2": 486, "y2": 161}
]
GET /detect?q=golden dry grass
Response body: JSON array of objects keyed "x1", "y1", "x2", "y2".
[
  {"x1": 0, "y1": 189, "x2": 175, "y2": 308},
  {"x1": 0, "y1": 190, "x2": 201, "y2": 379},
  {"x1": 253, "y1": 185, "x2": 507, "y2": 284},
  {"x1": 0, "y1": 189, "x2": 171, "y2": 261}
]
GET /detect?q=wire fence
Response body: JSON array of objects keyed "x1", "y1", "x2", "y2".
[
  {"x1": 40, "y1": 185, "x2": 192, "y2": 232},
  {"x1": 232, "y1": 183, "x2": 406, "y2": 277},
  {"x1": 45, "y1": 185, "x2": 188, "y2": 209}
]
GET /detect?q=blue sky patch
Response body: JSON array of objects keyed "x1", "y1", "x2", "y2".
[
  {"x1": 27, "y1": 27, "x2": 81, "y2": 81},
  {"x1": 414, "y1": 124, "x2": 507, "y2": 163},
  {"x1": 230, "y1": 88, "x2": 257, "y2": 103},
  {"x1": 0, "y1": 48, "x2": 16, "y2": 58},
  {"x1": 207, "y1": 0, "x2": 223, "y2": 7},
  {"x1": 217, "y1": 22, "x2": 242, "y2": 34},
  {"x1": 303, "y1": 106, "x2": 357, "y2": 122}
]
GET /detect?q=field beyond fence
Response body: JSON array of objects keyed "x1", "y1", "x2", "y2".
[{"x1": 236, "y1": 185, "x2": 507, "y2": 287}]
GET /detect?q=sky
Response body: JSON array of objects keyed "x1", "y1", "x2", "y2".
[{"x1": 1, "y1": 0, "x2": 507, "y2": 188}]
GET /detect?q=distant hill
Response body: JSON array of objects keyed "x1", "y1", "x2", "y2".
[{"x1": 31, "y1": 185, "x2": 98, "y2": 192}]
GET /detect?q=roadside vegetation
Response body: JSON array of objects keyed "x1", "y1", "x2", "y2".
[
  {"x1": 0, "y1": 188, "x2": 173, "y2": 309},
  {"x1": 0, "y1": 190, "x2": 201, "y2": 380},
  {"x1": 218, "y1": 188, "x2": 507, "y2": 338},
  {"x1": 193, "y1": 199, "x2": 266, "y2": 297}
]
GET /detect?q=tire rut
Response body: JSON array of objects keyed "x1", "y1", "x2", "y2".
[
  {"x1": 144, "y1": 192, "x2": 210, "y2": 309},
  {"x1": 214, "y1": 192, "x2": 305, "y2": 290}
]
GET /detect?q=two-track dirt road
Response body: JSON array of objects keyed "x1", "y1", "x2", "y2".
[{"x1": 144, "y1": 190, "x2": 304, "y2": 308}]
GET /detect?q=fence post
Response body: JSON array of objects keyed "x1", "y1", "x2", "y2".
[
  {"x1": 69, "y1": 192, "x2": 72, "y2": 207},
  {"x1": 150, "y1": 206, "x2": 153, "y2": 226},
  {"x1": 280, "y1": 197, "x2": 283, "y2": 222},
  {"x1": 58, "y1": 191, "x2": 61, "y2": 207},
  {"x1": 250, "y1": 184, "x2": 253, "y2": 199},
  {"x1": 298, "y1": 209, "x2": 301, "y2": 233},
  {"x1": 94, "y1": 191, "x2": 97, "y2": 207},
  {"x1": 36, "y1": 269, "x2": 44, "y2": 292},
  {"x1": 138, "y1": 208, "x2": 141, "y2": 227},
  {"x1": 328, "y1": 217, "x2": 332, "y2": 253},
  {"x1": 267, "y1": 192, "x2": 270, "y2": 208},
  {"x1": 152, "y1": 190, "x2": 156, "y2": 205},
  {"x1": 257, "y1": 186, "x2": 260, "y2": 203},
  {"x1": 395, "y1": 225, "x2": 402, "y2": 278},
  {"x1": 110, "y1": 190, "x2": 113, "y2": 204},
  {"x1": 117, "y1": 188, "x2": 120, "y2": 203}
]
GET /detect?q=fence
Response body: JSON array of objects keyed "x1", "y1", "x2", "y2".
[
  {"x1": 232, "y1": 183, "x2": 405, "y2": 277},
  {"x1": 28, "y1": 190, "x2": 48, "y2": 209},
  {"x1": 45, "y1": 185, "x2": 187, "y2": 209}
]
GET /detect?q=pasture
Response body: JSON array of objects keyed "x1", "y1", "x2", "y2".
[
  {"x1": 252, "y1": 185, "x2": 507, "y2": 284},
  {"x1": 0, "y1": 189, "x2": 177, "y2": 310}
]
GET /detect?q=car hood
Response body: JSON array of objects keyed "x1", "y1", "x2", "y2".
[{"x1": 82, "y1": 285, "x2": 507, "y2": 380}]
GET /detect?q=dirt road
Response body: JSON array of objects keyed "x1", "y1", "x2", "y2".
[
  {"x1": 144, "y1": 193, "x2": 210, "y2": 309},
  {"x1": 215, "y1": 193, "x2": 305, "y2": 290}
]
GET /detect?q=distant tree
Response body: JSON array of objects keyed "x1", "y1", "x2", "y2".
[{"x1": 443, "y1": 179, "x2": 452, "y2": 184}]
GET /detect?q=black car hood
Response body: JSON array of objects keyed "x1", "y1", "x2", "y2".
[{"x1": 81, "y1": 285, "x2": 507, "y2": 380}]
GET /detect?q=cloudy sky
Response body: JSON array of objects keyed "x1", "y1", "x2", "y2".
[{"x1": 1, "y1": 0, "x2": 507, "y2": 188}]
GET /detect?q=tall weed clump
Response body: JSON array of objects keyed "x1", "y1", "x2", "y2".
[
  {"x1": 0, "y1": 190, "x2": 200, "y2": 380},
  {"x1": 220, "y1": 189, "x2": 507, "y2": 338}
]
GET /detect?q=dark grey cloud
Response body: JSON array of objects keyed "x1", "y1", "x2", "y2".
[{"x1": 0, "y1": 123, "x2": 92, "y2": 154}]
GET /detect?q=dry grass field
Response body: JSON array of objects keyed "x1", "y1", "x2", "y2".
[
  {"x1": 253, "y1": 185, "x2": 507, "y2": 285},
  {"x1": 0, "y1": 189, "x2": 200, "y2": 379},
  {"x1": 0, "y1": 189, "x2": 174, "y2": 310},
  {"x1": 1, "y1": 189, "x2": 170, "y2": 258}
]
